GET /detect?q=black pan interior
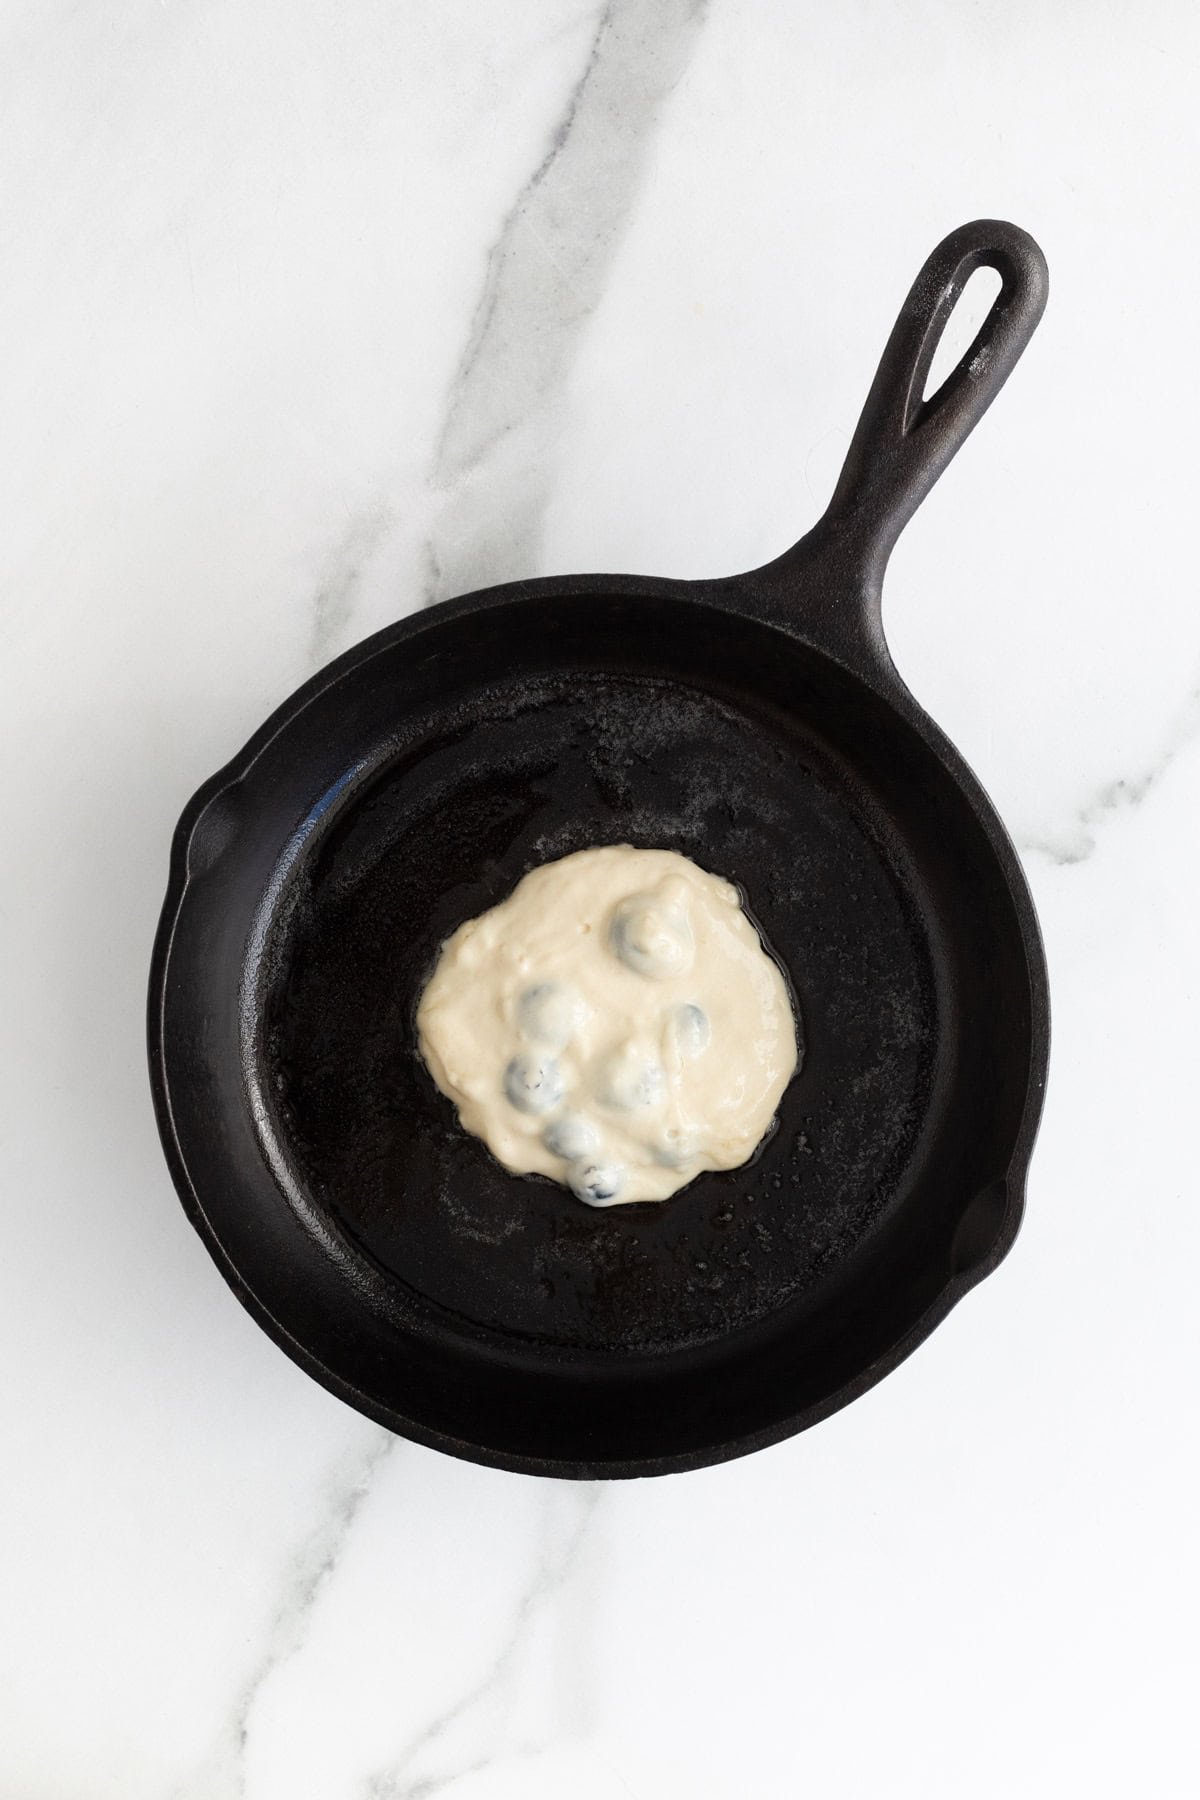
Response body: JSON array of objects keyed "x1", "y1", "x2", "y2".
[{"x1": 227, "y1": 587, "x2": 1033, "y2": 1463}]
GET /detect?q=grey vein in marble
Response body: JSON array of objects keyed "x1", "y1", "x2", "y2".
[
  {"x1": 366, "y1": 1485, "x2": 603, "y2": 1799},
  {"x1": 176, "y1": 1432, "x2": 395, "y2": 1799},
  {"x1": 1019, "y1": 674, "x2": 1200, "y2": 866},
  {"x1": 308, "y1": 504, "x2": 399, "y2": 670},
  {"x1": 177, "y1": 14, "x2": 695, "y2": 1785},
  {"x1": 424, "y1": 0, "x2": 709, "y2": 604}
]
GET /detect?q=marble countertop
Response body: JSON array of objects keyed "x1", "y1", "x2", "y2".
[{"x1": 4, "y1": 3, "x2": 1198, "y2": 1794}]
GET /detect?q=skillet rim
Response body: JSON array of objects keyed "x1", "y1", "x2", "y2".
[{"x1": 147, "y1": 569, "x2": 1050, "y2": 1478}]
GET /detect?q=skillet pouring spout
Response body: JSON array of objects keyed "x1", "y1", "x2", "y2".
[{"x1": 150, "y1": 220, "x2": 1050, "y2": 1477}]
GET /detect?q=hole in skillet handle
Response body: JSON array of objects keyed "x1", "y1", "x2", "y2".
[{"x1": 921, "y1": 264, "x2": 1004, "y2": 402}]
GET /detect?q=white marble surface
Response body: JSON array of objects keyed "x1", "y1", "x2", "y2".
[{"x1": 3, "y1": 3, "x2": 1199, "y2": 1794}]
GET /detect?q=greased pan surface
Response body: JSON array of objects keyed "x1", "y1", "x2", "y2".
[{"x1": 150, "y1": 221, "x2": 1049, "y2": 1476}]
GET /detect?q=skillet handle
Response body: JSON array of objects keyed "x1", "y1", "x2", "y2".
[{"x1": 808, "y1": 220, "x2": 1048, "y2": 588}]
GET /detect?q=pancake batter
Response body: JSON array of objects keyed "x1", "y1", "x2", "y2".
[{"x1": 416, "y1": 846, "x2": 799, "y2": 1206}]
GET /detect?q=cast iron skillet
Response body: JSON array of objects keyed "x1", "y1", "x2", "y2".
[{"x1": 150, "y1": 219, "x2": 1050, "y2": 1478}]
